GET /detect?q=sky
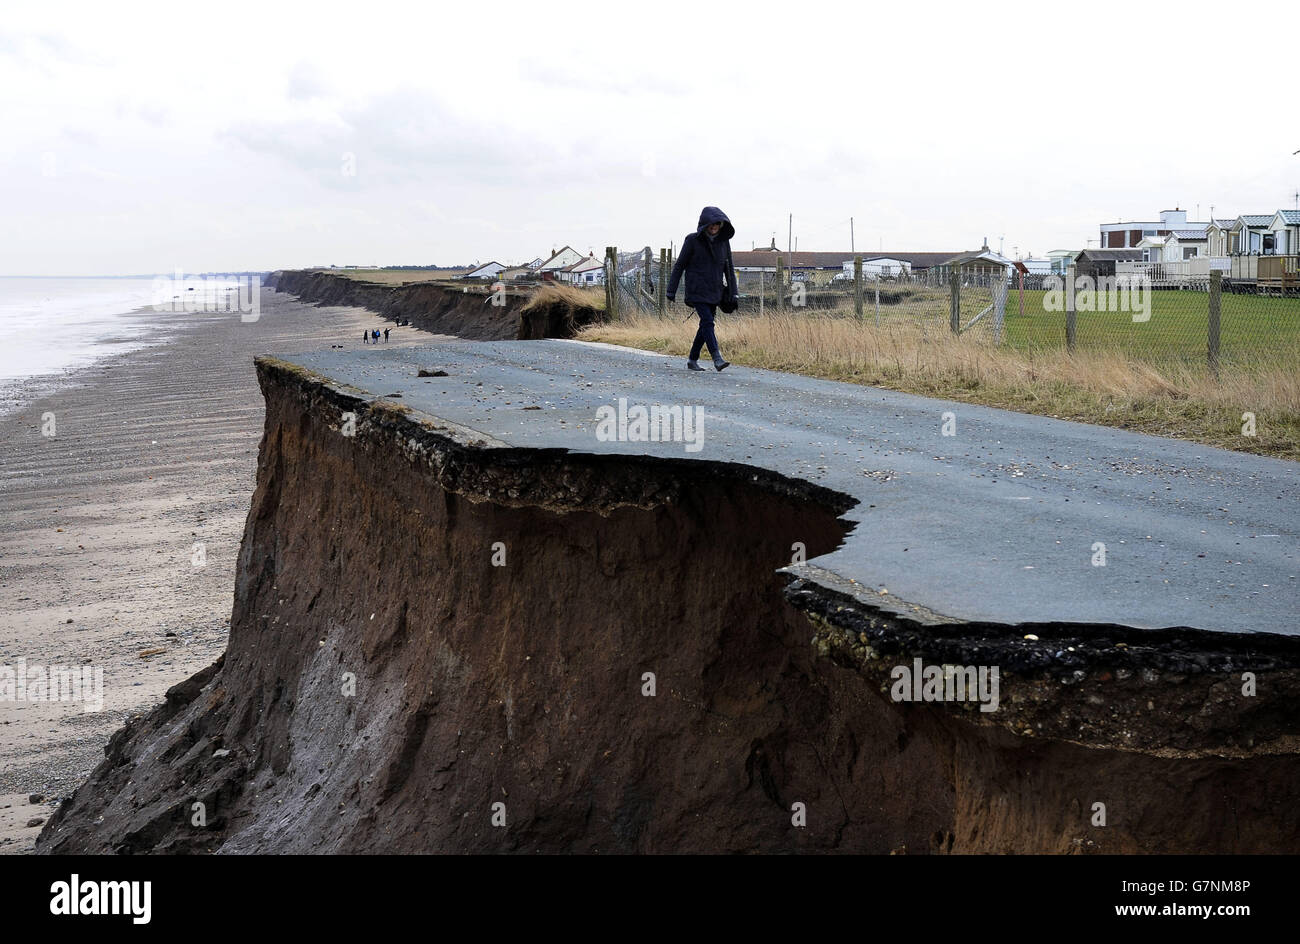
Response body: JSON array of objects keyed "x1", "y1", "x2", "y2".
[{"x1": 2, "y1": 0, "x2": 1298, "y2": 275}]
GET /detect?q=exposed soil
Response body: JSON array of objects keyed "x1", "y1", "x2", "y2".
[
  {"x1": 37, "y1": 358, "x2": 1300, "y2": 853},
  {"x1": 269, "y1": 270, "x2": 604, "y2": 341}
]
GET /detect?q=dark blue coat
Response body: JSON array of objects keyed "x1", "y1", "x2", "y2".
[{"x1": 667, "y1": 206, "x2": 737, "y2": 306}]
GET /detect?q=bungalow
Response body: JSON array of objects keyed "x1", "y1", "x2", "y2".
[
  {"x1": 1163, "y1": 230, "x2": 1207, "y2": 260},
  {"x1": 731, "y1": 249, "x2": 957, "y2": 290},
  {"x1": 1228, "y1": 215, "x2": 1276, "y2": 255},
  {"x1": 536, "y1": 246, "x2": 586, "y2": 278},
  {"x1": 1073, "y1": 249, "x2": 1142, "y2": 279},
  {"x1": 1135, "y1": 235, "x2": 1168, "y2": 263},
  {"x1": 932, "y1": 246, "x2": 1014, "y2": 281},
  {"x1": 1268, "y1": 210, "x2": 1300, "y2": 256},
  {"x1": 1205, "y1": 219, "x2": 1235, "y2": 257},
  {"x1": 557, "y1": 253, "x2": 605, "y2": 285},
  {"x1": 463, "y1": 261, "x2": 506, "y2": 280},
  {"x1": 836, "y1": 256, "x2": 912, "y2": 281},
  {"x1": 1047, "y1": 250, "x2": 1078, "y2": 274}
]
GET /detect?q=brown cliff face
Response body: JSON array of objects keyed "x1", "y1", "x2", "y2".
[
  {"x1": 267, "y1": 271, "x2": 603, "y2": 341},
  {"x1": 37, "y1": 360, "x2": 1300, "y2": 854}
]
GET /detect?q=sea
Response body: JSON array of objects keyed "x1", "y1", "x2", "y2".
[{"x1": 0, "y1": 276, "x2": 253, "y2": 416}]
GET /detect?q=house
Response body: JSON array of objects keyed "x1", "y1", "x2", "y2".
[
  {"x1": 1047, "y1": 250, "x2": 1078, "y2": 274},
  {"x1": 536, "y1": 246, "x2": 586, "y2": 279},
  {"x1": 932, "y1": 245, "x2": 1014, "y2": 281},
  {"x1": 1227, "y1": 215, "x2": 1276, "y2": 255},
  {"x1": 835, "y1": 257, "x2": 912, "y2": 281},
  {"x1": 1073, "y1": 249, "x2": 1142, "y2": 279},
  {"x1": 1019, "y1": 255, "x2": 1054, "y2": 275},
  {"x1": 1163, "y1": 230, "x2": 1207, "y2": 260},
  {"x1": 1098, "y1": 208, "x2": 1208, "y2": 249},
  {"x1": 463, "y1": 261, "x2": 505, "y2": 280},
  {"x1": 557, "y1": 253, "x2": 605, "y2": 285},
  {"x1": 731, "y1": 250, "x2": 957, "y2": 290},
  {"x1": 1268, "y1": 210, "x2": 1300, "y2": 256},
  {"x1": 1135, "y1": 235, "x2": 1168, "y2": 263},
  {"x1": 1204, "y1": 219, "x2": 1235, "y2": 257}
]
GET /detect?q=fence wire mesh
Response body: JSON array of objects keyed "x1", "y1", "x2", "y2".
[{"x1": 597, "y1": 249, "x2": 1300, "y2": 374}]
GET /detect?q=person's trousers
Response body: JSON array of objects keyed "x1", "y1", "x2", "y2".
[{"x1": 690, "y1": 303, "x2": 721, "y2": 362}]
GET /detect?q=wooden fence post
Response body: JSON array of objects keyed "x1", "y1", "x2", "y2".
[
  {"x1": 1065, "y1": 262, "x2": 1077, "y2": 353},
  {"x1": 949, "y1": 269, "x2": 960, "y2": 335},
  {"x1": 854, "y1": 255, "x2": 863, "y2": 320},
  {"x1": 605, "y1": 247, "x2": 618, "y2": 320},
  {"x1": 776, "y1": 257, "x2": 785, "y2": 312},
  {"x1": 658, "y1": 248, "x2": 667, "y2": 315}
]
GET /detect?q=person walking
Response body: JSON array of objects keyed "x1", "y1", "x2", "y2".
[
  {"x1": 362, "y1": 329, "x2": 369, "y2": 345},
  {"x1": 667, "y1": 206, "x2": 736, "y2": 371},
  {"x1": 384, "y1": 327, "x2": 390, "y2": 342}
]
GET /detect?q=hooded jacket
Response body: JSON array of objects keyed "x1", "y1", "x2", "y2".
[{"x1": 667, "y1": 206, "x2": 738, "y2": 306}]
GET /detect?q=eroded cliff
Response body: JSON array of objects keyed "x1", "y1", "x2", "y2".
[{"x1": 37, "y1": 359, "x2": 1300, "y2": 853}]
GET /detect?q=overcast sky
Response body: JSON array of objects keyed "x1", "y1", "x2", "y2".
[{"x1": 3, "y1": 1, "x2": 1297, "y2": 275}]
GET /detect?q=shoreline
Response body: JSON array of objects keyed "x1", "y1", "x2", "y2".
[{"x1": 0, "y1": 288, "x2": 448, "y2": 853}]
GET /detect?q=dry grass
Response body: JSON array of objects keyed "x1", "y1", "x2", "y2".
[
  {"x1": 520, "y1": 281, "x2": 606, "y2": 313},
  {"x1": 325, "y1": 268, "x2": 474, "y2": 284},
  {"x1": 579, "y1": 307, "x2": 1300, "y2": 460}
]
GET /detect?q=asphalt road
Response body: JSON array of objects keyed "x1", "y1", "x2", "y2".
[{"x1": 283, "y1": 340, "x2": 1299, "y2": 636}]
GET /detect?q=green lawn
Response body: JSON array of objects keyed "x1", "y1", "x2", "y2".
[{"x1": 833, "y1": 286, "x2": 1300, "y2": 368}]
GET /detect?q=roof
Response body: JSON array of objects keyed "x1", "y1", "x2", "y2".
[
  {"x1": 465, "y1": 261, "x2": 504, "y2": 274},
  {"x1": 1076, "y1": 249, "x2": 1143, "y2": 261},
  {"x1": 1235, "y1": 215, "x2": 1274, "y2": 228},
  {"x1": 538, "y1": 246, "x2": 581, "y2": 269},
  {"x1": 1169, "y1": 230, "x2": 1207, "y2": 240},
  {"x1": 941, "y1": 248, "x2": 1013, "y2": 267},
  {"x1": 732, "y1": 250, "x2": 958, "y2": 270},
  {"x1": 1209, "y1": 219, "x2": 1235, "y2": 229},
  {"x1": 1277, "y1": 210, "x2": 1300, "y2": 225}
]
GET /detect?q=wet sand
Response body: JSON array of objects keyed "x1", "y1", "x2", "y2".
[{"x1": 0, "y1": 289, "x2": 443, "y2": 852}]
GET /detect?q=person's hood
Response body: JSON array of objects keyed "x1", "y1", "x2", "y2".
[{"x1": 696, "y1": 206, "x2": 735, "y2": 240}]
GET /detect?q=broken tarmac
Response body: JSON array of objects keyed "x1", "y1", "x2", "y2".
[{"x1": 283, "y1": 339, "x2": 1298, "y2": 637}]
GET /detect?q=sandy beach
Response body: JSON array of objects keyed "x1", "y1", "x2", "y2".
[{"x1": 0, "y1": 288, "x2": 441, "y2": 853}]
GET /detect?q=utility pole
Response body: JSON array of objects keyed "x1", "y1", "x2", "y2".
[
  {"x1": 788, "y1": 214, "x2": 792, "y2": 254},
  {"x1": 850, "y1": 217, "x2": 855, "y2": 253}
]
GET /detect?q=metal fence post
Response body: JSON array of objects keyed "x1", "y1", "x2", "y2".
[
  {"x1": 1208, "y1": 270, "x2": 1222, "y2": 377},
  {"x1": 874, "y1": 283, "x2": 880, "y2": 328},
  {"x1": 854, "y1": 254, "x2": 863, "y2": 320},
  {"x1": 1065, "y1": 262, "x2": 1077, "y2": 353},
  {"x1": 949, "y1": 269, "x2": 960, "y2": 335}
]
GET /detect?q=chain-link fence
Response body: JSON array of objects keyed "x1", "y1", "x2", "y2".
[{"x1": 610, "y1": 246, "x2": 1300, "y2": 374}]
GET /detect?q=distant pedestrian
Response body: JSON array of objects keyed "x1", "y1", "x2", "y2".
[
  {"x1": 362, "y1": 329, "x2": 368, "y2": 345},
  {"x1": 384, "y1": 328, "x2": 390, "y2": 342},
  {"x1": 667, "y1": 205, "x2": 736, "y2": 371}
]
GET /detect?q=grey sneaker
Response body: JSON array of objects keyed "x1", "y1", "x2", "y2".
[
  {"x1": 686, "y1": 360, "x2": 705, "y2": 371},
  {"x1": 713, "y1": 358, "x2": 730, "y2": 371}
]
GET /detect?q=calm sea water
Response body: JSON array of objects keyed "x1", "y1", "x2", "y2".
[{"x1": 0, "y1": 277, "x2": 164, "y2": 384}]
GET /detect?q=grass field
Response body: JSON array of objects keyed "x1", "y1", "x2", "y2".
[
  {"x1": 323, "y1": 268, "x2": 475, "y2": 284},
  {"x1": 794, "y1": 285, "x2": 1300, "y2": 367}
]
